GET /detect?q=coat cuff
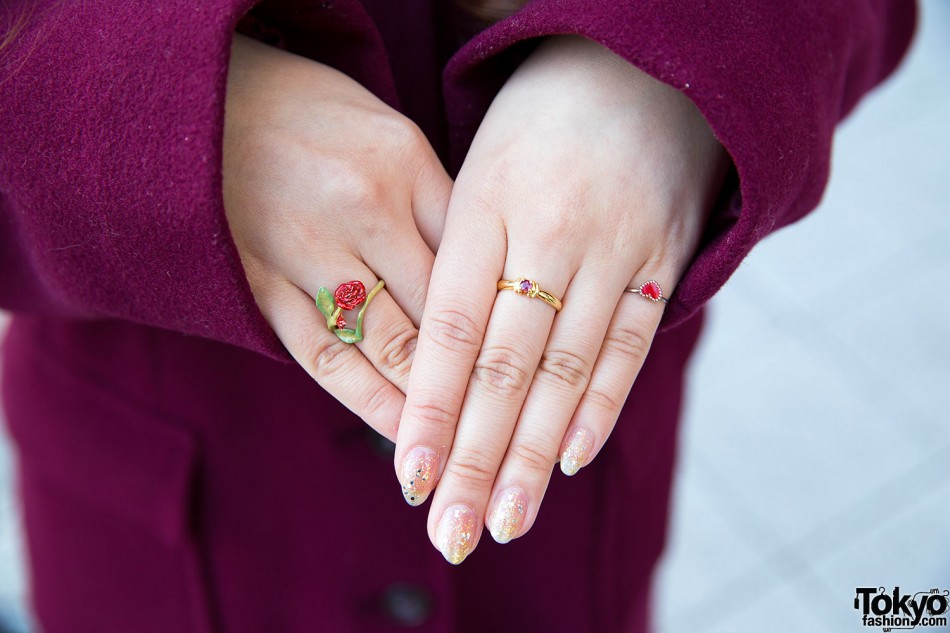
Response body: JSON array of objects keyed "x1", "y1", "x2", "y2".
[
  {"x1": 443, "y1": 0, "x2": 917, "y2": 330},
  {"x1": 0, "y1": 0, "x2": 288, "y2": 357},
  {"x1": 0, "y1": 0, "x2": 396, "y2": 360}
]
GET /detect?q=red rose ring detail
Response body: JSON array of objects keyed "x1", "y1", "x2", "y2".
[
  {"x1": 627, "y1": 280, "x2": 668, "y2": 304},
  {"x1": 315, "y1": 279, "x2": 386, "y2": 344},
  {"x1": 334, "y1": 281, "x2": 367, "y2": 310}
]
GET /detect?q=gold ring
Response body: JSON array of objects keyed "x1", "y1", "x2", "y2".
[{"x1": 497, "y1": 277, "x2": 563, "y2": 311}]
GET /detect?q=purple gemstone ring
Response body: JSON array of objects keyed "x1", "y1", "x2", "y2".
[{"x1": 496, "y1": 277, "x2": 563, "y2": 311}]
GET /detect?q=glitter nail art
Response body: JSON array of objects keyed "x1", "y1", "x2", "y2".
[
  {"x1": 560, "y1": 427, "x2": 594, "y2": 476},
  {"x1": 436, "y1": 504, "x2": 478, "y2": 565},
  {"x1": 488, "y1": 488, "x2": 528, "y2": 544},
  {"x1": 399, "y1": 446, "x2": 437, "y2": 506}
]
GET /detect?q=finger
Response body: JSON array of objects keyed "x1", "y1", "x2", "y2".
[
  {"x1": 410, "y1": 141, "x2": 452, "y2": 254},
  {"x1": 295, "y1": 263, "x2": 419, "y2": 395},
  {"x1": 423, "y1": 254, "x2": 572, "y2": 563},
  {"x1": 264, "y1": 279, "x2": 405, "y2": 442},
  {"x1": 558, "y1": 270, "x2": 672, "y2": 477},
  {"x1": 393, "y1": 212, "x2": 506, "y2": 509},
  {"x1": 352, "y1": 289, "x2": 418, "y2": 394},
  {"x1": 359, "y1": 219, "x2": 435, "y2": 327},
  {"x1": 483, "y1": 265, "x2": 625, "y2": 543}
]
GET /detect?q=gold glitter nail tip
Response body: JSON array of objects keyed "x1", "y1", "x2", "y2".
[
  {"x1": 436, "y1": 504, "x2": 478, "y2": 565},
  {"x1": 400, "y1": 446, "x2": 437, "y2": 506},
  {"x1": 560, "y1": 427, "x2": 595, "y2": 476},
  {"x1": 488, "y1": 488, "x2": 528, "y2": 544}
]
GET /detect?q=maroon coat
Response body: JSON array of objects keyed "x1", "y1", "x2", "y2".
[{"x1": 0, "y1": 0, "x2": 915, "y2": 631}]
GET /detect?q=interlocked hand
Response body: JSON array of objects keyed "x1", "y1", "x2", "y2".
[{"x1": 223, "y1": 34, "x2": 452, "y2": 439}]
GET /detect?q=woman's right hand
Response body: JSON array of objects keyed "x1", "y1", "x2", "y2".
[{"x1": 223, "y1": 34, "x2": 452, "y2": 441}]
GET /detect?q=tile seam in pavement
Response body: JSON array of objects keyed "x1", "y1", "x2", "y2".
[{"x1": 663, "y1": 442, "x2": 950, "y2": 631}]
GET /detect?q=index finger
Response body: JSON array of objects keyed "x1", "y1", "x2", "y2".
[{"x1": 393, "y1": 209, "x2": 506, "y2": 506}]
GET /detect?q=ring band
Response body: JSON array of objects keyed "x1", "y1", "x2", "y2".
[
  {"x1": 626, "y1": 279, "x2": 668, "y2": 304},
  {"x1": 497, "y1": 277, "x2": 563, "y2": 311}
]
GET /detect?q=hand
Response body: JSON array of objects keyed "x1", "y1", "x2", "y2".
[
  {"x1": 393, "y1": 35, "x2": 729, "y2": 561},
  {"x1": 223, "y1": 34, "x2": 452, "y2": 440}
]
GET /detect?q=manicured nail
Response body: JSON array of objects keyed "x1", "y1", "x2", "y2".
[
  {"x1": 399, "y1": 446, "x2": 438, "y2": 506},
  {"x1": 436, "y1": 504, "x2": 478, "y2": 564},
  {"x1": 488, "y1": 488, "x2": 528, "y2": 544},
  {"x1": 560, "y1": 428, "x2": 594, "y2": 476}
]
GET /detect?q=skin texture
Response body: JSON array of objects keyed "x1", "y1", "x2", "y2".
[
  {"x1": 224, "y1": 32, "x2": 726, "y2": 563},
  {"x1": 223, "y1": 33, "x2": 452, "y2": 441},
  {"x1": 393, "y1": 35, "x2": 729, "y2": 562}
]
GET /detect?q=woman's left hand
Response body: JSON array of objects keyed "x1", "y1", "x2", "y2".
[{"x1": 394, "y1": 35, "x2": 728, "y2": 563}]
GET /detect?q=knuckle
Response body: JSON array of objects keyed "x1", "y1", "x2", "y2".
[
  {"x1": 406, "y1": 398, "x2": 459, "y2": 437},
  {"x1": 445, "y1": 447, "x2": 497, "y2": 488},
  {"x1": 508, "y1": 439, "x2": 556, "y2": 475},
  {"x1": 603, "y1": 322, "x2": 653, "y2": 366},
  {"x1": 359, "y1": 382, "x2": 397, "y2": 426},
  {"x1": 344, "y1": 173, "x2": 385, "y2": 212},
  {"x1": 320, "y1": 158, "x2": 385, "y2": 212},
  {"x1": 536, "y1": 347, "x2": 592, "y2": 390},
  {"x1": 534, "y1": 200, "x2": 582, "y2": 242},
  {"x1": 395, "y1": 120, "x2": 428, "y2": 156},
  {"x1": 583, "y1": 386, "x2": 625, "y2": 416},
  {"x1": 373, "y1": 110, "x2": 425, "y2": 155},
  {"x1": 304, "y1": 336, "x2": 352, "y2": 380},
  {"x1": 422, "y1": 308, "x2": 483, "y2": 356},
  {"x1": 403, "y1": 277, "x2": 430, "y2": 315},
  {"x1": 471, "y1": 344, "x2": 533, "y2": 398},
  {"x1": 378, "y1": 325, "x2": 418, "y2": 379}
]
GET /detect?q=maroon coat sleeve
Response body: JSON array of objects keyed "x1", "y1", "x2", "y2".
[
  {"x1": 0, "y1": 0, "x2": 293, "y2": 356},
  {"x1": 442, "y1": 0, "x2": 917, "y2": 330},
  {"x1": 0, "y1": 0, "x2": 397, "y2": 360},
  {"x1": 0, "y1": 0, "x2": 917, "y2": 355}
]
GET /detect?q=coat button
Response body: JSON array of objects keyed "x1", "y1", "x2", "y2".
[{"x1": 379, "y1": 583, "x2": 433, "y2": 627}]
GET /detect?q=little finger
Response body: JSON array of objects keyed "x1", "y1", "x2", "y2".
[{"x1": 558, "y1": 276, "x2": 671, "y2": 476}]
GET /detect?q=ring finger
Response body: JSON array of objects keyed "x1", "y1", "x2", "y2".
[
  {"x1": 266, "y1": 263, "x2": 409, "y2": 443},
  {"x1": 289, "y1": 222, "x2": 435, "y2": 395},
  {"x1": 557, "y1": 269, "x2": 674, "y2": 477}
]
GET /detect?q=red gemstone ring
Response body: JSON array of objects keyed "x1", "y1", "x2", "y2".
[
  {"x1": 627, "y1": 280, "x2": 668, "y2": 304},
  {"x1": 315, "y1": 279, "x2": 387, "y2": 344}
]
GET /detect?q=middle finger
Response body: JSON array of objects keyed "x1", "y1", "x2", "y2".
[
  {"x1": 484, "y1": 264, "x2": 633, "y2": 544},
  {"x1": 425, "y1": 250, "x2": 573, "y2": 563}
]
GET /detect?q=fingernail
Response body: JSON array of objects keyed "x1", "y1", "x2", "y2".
[
  {"x1": 436, "y1": 504, "x2": 478, "y2": 564},
  {"x1": 560, "y1": 428, "x2": 594, "y2": 476},
  {"x1": 399, "y1": 446, "x2": 438, "y2": 506},
  {"x1": 488, "y1": 488, "x2": 528, "y2": 544}
]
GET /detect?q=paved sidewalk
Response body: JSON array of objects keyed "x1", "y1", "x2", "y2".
[{"x1": 655, "y1": 2, "x2": 950, "y2": 631}]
